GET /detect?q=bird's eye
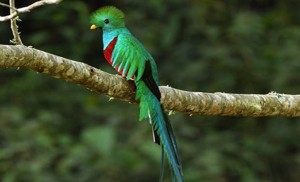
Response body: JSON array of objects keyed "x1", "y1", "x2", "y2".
[{"x1": 104, "y1": 19, "x2": 109, "y2": 24}]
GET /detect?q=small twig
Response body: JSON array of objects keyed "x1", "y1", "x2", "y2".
[
  {"x1": 9, "y1": 0, "x2": 23, "y2": 45},
  {"x1": 0, "y1": 2, "x2": 17, "y2": 11},
  {"x1": 0, "y1": 0, "x2": 63, "y2": 45},
  {"x1": 0, "y1": 0, "x2": 62, "y2": 21}
]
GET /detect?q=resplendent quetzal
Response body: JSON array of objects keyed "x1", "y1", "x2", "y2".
[{"x1": 90, "y1": 6, "x2": 183, "y2": 181}]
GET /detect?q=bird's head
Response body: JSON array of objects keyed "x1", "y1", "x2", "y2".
[{"x1": 90, "y1": 6, "x2": 125, "y2": 31}]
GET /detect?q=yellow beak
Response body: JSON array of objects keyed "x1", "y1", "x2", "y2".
[{"x1": 90, "y1": 24, "x2": 97, "y2": 30}]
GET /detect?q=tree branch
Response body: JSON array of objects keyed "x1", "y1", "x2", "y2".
[
  {"x1": 9, "y1": 0, "x2": 23, "y2": 45},
  {"x1": 0, "y1": 0, "x2": 62, "y2": 21},
  {"x1": 1, "y1": 44, "x2": 300, "y2": 117}
]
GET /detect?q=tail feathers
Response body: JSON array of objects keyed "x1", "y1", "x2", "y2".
[
  {"x1": 156, "y1": 104, "x2": 183, "y2": 181},
  {"x1": 152, "y1": 104, "x2": 183, "y2": 181},
  {"x1": 159, "y1": 144, "x2": 165, "y2": 182},
  {"x1": 161, "y1": 105, "x2": 182, "y2": 173},
  {"x1": 152, "y1": 125, "x2": 160, "y2": 145},
  {"x1": 136, "y1": 81, "x2": 183, "y2": 181}
]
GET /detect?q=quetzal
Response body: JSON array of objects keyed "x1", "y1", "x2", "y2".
[{"x1": 90, "y1": 6, "x2": 183, "y2": 181}]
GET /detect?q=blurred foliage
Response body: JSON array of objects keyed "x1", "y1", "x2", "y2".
[{"x1": 1, "y1": 0, "x2": 300, "y2": 181}]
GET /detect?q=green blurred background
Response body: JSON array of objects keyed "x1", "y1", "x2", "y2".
[{"x1": 1, "y1": 0, "x2": 300, "y2": 181}]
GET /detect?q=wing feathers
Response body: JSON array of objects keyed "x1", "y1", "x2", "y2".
[
  {"x1": 122, "y1": 59, "x2": 131, "y2": 77},
  {"x1": 141, "y1": 61, "x2": 161, "y2": 100},
  {"x1": 110, "y1": 34, "x2": 147, "y2": 80},
  {"x1": 127, "y1": 60, "x2": 138, "y2": 79}
]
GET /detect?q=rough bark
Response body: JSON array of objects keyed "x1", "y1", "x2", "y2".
[{"x1": 1, "y1": 44, "x2": 300, "y2": 117}]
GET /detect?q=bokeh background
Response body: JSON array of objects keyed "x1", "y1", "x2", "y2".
[{"x1": 1, "y1": 0, "x2": 300, "y2": 181}]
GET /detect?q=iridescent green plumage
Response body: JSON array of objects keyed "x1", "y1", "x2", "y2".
[
  {"x1": 90, "y1": 6, "x2": 125, "y2": 29},
  {"x1": 90, "y1": 6, "x2": 183, "y2": 181}
]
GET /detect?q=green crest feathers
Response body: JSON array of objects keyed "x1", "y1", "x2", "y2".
[{"x1": 90, "y1": 6, "x2": 125, "y2": 24}]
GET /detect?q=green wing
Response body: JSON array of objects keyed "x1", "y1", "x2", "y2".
[{"x1": 111, "y1": 33, "x2": 149, "y2": 80}]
